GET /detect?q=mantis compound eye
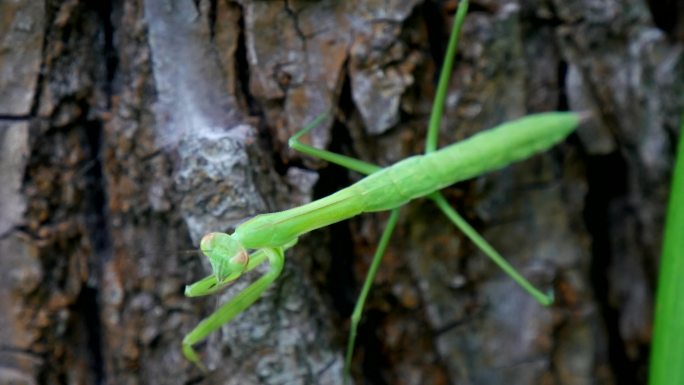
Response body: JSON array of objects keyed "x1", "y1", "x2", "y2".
[{"x1": 200, "y1": 232, "x2": 248, "y2": 282}]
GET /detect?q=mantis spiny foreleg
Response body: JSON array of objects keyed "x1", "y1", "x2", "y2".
[
  {"x1": 182, "y1": 247, "x2": 285, "y2": 370},
  {"x1": 185, "y1": 248, "x2": 271, "y2": 298}
]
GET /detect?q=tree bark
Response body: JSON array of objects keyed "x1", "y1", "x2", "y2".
[{"x1": 0, "y1": 1, "x2": 682, "y2": 384}]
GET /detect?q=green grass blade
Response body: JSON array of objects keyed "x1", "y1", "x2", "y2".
[{"x1": 649, "y1": 115, "x2": 684, "y2": 385}]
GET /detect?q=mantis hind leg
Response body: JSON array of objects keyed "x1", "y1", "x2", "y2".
[
  {"x1": 416, "y1": 0, "x2": 552, "y2": 305},
  {"x1": 344, "y1": 208, "x2": 400, "y2": 381},
  {"x1": 429, "y1": 192, "x2": 554, "y2": 306}
]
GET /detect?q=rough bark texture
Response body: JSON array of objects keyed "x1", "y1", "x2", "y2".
[{"x1": 0, "y1": 1, "x2": 682, "y2": 385}]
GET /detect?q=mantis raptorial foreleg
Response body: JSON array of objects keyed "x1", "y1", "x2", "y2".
[
  {"x1": 185, "y1": 248, "x2": 270, "y2": 298},
  {"x1": 185, "y1": 238, "x2": 297, "y2": 298},
  {"x1": 182, "y1": 246, "x2": 285, "y2": 370}
]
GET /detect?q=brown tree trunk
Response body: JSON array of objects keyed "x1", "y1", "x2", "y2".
[{"x1": 1, "y1": 1, "x2": 682, "y2": 384}]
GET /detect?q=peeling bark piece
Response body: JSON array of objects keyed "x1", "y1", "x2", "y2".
[
  {"x1": 144, "y1": 0, "x2": 242, "y2": 148},
  {"x1": 0, "y1": 0, "x2": 44, "y2": 115},
  {"x1": 0, "y1": 121, "x2": 29, "y2": 236},
  {"x1": 0, "y1": 235, "x2": 43, "y2": 381},
  {"x1": 348, "y1": 0, "x2": 422, "y2": 135},
  {"x1": 242, "y1": 1, "x2": 350, "y2": 148},
  {"x1": 350, "y1": 20, "x2": 420, "y2": 135},
  {"x1": 174, "y1": 124, "x2": 267, "y2": 242}
]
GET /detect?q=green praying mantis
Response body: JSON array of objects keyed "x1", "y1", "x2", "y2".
[{"x1": 181, "y1": 0, "x2": 583, "y2": 378}]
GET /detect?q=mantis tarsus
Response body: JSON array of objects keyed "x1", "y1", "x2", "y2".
[{"x1": 182, "y1": 0, "x2": 582, "y2": 378}]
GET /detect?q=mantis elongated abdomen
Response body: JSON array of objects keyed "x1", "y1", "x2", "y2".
[
  {"x1": 233, "y1": 112, "x2": 579, "y2": 247},
  {"x1": 356, "y1": 112, "x2": 579, "y2": 212}
]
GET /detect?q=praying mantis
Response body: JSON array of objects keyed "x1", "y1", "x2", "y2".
[{"x1": 181, "y1": 0, "x2": 583, "y2": 379}]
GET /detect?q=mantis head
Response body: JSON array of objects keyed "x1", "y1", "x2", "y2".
[{"x1": 200, "y1": 232, "x2": 248, "y2": 282}]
